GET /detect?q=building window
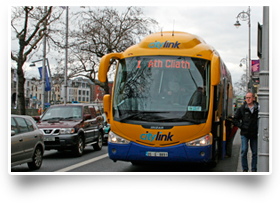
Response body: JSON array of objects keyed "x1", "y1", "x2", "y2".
[{"x1": 86, "y1": 91, "x2": 89, "y2": 96}]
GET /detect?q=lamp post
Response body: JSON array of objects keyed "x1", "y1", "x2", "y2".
[
  {"x1": 234, "y1": 6, "x2": 251, "y2": 92},
  {"x1": 239, "y1": 57, "x2": 248, "y2": 92},
  {"x1": 30, "y1": 58, "x2": 53, "y2": 105},
  {"x1": 64, "y1": 6, "x2": 69, "y2": 104}
]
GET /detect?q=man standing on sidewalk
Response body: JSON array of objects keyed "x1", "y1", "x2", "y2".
[{"x1": 233, "y1": 92, "x2": 259, "y2": 172}]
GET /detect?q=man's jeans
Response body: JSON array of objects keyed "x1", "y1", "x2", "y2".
[{"x1": 241, "y1": 135, "x2": 258, "y2": 171}]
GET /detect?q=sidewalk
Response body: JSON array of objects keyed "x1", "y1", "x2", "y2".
[{"x1": 235, "y1": 130, "x2": 252, "y2": 172}]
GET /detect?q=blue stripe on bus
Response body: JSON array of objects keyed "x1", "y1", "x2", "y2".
[{"x1": 108, "y1": 141, "x2": 213, "y2": 163}]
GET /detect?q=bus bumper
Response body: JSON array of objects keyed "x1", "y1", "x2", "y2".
[{"x1": 108, "y1": 141, "x2": 212, "y2": 163}]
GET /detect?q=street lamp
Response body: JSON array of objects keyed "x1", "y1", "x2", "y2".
[
  {"x1": 29, "y1": 58, "x2": 53, "y2": 106},
  {"x1": 239, "y1": 57, "x2": 248, "y2": 92},
  {"x1": 234, "y1": 6, "x2": 251, "y2": 92}
]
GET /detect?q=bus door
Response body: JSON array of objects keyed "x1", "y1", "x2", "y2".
[{"x1": 220, "y1": 77, "x2": 228, "y2": 159}]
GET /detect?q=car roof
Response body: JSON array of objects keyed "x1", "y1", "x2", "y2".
[
  {"x1": 49, "y1": 104, "x2": 102, "y2": 107},
  {"x1": 11, "y1": 114, "x2": 32, "y2": 118},
  {"x1": 11, "y1": 114, "x2": 35, "y2": 122}
]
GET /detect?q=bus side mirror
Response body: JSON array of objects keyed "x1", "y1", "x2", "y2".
[
  {"x1": 103, "y1": 94, "x2": 111, "y2": 124},
  {"x1": 211, "y1": 54, "x2": 221, "y2": 86},
  {"x1": 98, "y1": 53, "x2": 122, "y2": 83}
]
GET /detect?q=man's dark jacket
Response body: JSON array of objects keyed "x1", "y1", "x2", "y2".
[{"x1": 233, "y1": 101, "x2": 259, "y2": 139}]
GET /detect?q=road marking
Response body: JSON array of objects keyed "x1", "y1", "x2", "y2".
[{"x1": 55, "y1": 153, "x2": 109, "y2": 172}]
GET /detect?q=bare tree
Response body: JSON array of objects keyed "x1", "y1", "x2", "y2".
[
  {"x1": 234, "y1": 73, "x2": 247, "y2": 96},
  {"x1": 51, "y1": 6, "x2": 159, "y2": 94},
  {"x1": 11, "y1": 6, "x2": 63, "y2": 115}
]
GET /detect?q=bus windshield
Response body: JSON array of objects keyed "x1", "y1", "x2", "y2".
[{"x1": 113, "y1": 56, "x2": 211, "y2": 124}]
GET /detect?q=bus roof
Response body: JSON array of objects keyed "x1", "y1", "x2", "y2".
[{"x1": 122, "y1": 31, "x2": 218, "y2": 60}]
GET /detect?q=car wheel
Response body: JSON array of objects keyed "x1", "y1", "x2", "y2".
[
  {"x1": 27, "y1": 146, "x2": 43, "y2": 170},
  {"x1": 73, "y1": 135, "x2": 84, "y2": 157},
  {"x1": 93, "y1": 132, "x2": 103, "y2": 151}
]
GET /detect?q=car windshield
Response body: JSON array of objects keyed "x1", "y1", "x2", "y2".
[
  {"x1": 41, "y1": 106, "x2": 82, "y2": 121},
  {"x1": 113, "y1": 56, "x2": 211, "y2": 124}
]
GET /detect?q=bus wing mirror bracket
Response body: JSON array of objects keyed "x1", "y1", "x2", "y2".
[
  {"x1": 103, "y1": 94, "x2": 111, "y2": 124},
  {"x1": 211, "y1": 54, "x2": 220, "y2": 86},
  {"x1": 98, "y1": 53, "x2": 122, "y2": 83}
]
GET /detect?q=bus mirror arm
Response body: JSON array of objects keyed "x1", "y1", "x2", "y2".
[
  {"x1": 98, "y1": 53, "x2": 122, "y2": 83},
  {"x1": 211, "y1": 54, "x2": 220, "y2": 86},
  {"x1": 103, "y1": 94, "x2": 111, "y2": 124}
]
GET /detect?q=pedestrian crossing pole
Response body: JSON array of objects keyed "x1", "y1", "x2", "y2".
[{"x1": 257, "y1": 6, "x2": 269, "y2": 172}]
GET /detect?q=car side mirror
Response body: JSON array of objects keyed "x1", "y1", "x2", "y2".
[
  {"x1": 11, "y1": 130, "x2": 15, "y2": 136},
  {"x1": 84, "y1": 114, "x2": 91, "y2": 120},
  {"x1": 33, "y1": 116, "x2": 41, "y2": 122}
]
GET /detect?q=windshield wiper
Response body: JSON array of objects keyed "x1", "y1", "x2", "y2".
[
  {"x1": 118, "y1": 111, "x2": 168, "y2": 122},
  {"x1": 63, "y1": 116, "x2": 75, "y2": 120},
  {"x1": 118, "y1": 112, "x2": 143, "y2": 122},
  {"x1": 42, "y1": 117, "x2": 63, "y2": 121},
  {"x1": 149, "y1": 117, "x2": 202, "y2": 124}
]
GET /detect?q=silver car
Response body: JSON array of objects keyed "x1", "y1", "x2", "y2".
[{"x1": 11, "y1": 115, "x2": 44, "y2": 170}]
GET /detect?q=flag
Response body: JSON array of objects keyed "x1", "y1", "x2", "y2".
[
  {"x1": 38, "y1": 66, "x2": 51, "y2": 91},
  {"x1": 251, "y1": 60, "x2": 260, "y2": 73}
]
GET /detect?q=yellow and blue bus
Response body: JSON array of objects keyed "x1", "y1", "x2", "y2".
[{"x1": 98, "y1": 31, "x2": 234, "y2": 166}]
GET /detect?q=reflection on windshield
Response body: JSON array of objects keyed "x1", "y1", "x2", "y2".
[
  {"x1": 113, "y1": 56, "x2": 210, "y2": 124},
  {"x1": 42, "y1": 106, "x2": 82, "y2": 121}
]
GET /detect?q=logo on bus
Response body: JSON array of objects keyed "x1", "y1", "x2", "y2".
[
  {"x1": 149, "y1": 41, "x2": 181, "y2": 49},
  {"x1": 140, "y1": 131, "x2": 173, "y2": 142}
]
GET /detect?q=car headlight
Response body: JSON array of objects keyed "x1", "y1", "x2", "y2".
[
  {"x1": 109, "y1": 131, "x2": 130, "y2": 144},
  {"x1": 60, "y1": 128, "x2": 75, "y2": 134},
  {"x1": 185, "y1": 134, "x2": 212, "y2": 146}
]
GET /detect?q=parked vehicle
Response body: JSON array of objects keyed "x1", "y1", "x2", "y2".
[
  {"x1": 11, "y1": 115, "x2": 44, "y2": 170},
  {"x1": 102, "y1": 113, "x2": 111, "y2": 144},
  {"x1": 33, "y1": 104, "x2": 104, "y2": 157}
]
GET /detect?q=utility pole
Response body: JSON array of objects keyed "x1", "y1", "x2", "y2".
[
  {"x1": 42, "y1": 6, "x2": 47, "y2": 112},
  {"x1": 257, "y1": 6, "x2": 269, "y2": 172}
]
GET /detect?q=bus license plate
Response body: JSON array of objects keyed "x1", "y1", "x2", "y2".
[
  {"x1": 146, "y1": 151, "x2": 168, "y2": 157},
  {"x1": 44, "y1": 137, "x2": 55, "y2": 141}
]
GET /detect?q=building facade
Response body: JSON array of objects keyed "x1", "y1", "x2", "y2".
[{"x1": 60, "y1": 77, "x2": 91, "y2": 103}]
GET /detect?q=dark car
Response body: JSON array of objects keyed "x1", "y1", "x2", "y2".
[
  {"x1": 102, "y1": 113, "x2": 110, "y2": 144},
  {"x1": 34, "y1": 104, "x2": 104, "y2": 157},
  {"x1": 11, "y1": 115, "x2": 45, "y2": 170}
]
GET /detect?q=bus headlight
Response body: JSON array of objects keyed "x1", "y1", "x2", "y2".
[
  {"x1": 185, "y1": 134, "x2": 212, "y2": 146},
  {"x1": 109, "y1": 131, "x2": 130, "y2": 144}
]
